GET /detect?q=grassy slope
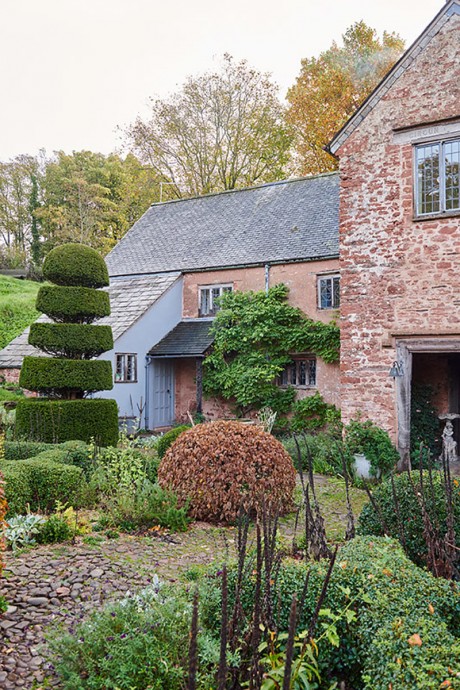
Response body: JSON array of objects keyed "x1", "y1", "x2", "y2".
[{"x1": 0, "y1": 275, "x2": 40, "y2": 350}]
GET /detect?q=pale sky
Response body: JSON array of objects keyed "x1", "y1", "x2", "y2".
[{"x1": 0, "y1": 0, "x2": 443, "y2": 160}]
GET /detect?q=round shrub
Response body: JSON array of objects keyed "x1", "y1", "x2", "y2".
[
  {"x1": 1, "y1": 462, "x2": 32, "y2": 515},
  {"x1": 36, "y1": 285, "x2": 111, "y2": 324},
  {"x1": 158, "y1": 420, "x2": 296, "y2": 523},
  {"x1": 43, "y1": 243, "x2": 109, "y2": 288},
  {"x1": 15, "y1": 398, "x2": 119, "y2": 446},
  {"x1": 19, "y1": 357, "x2": 113, "y2": 395},
  {"x1": 157, "y1": 425, "x2": 190, "y2": 459},
  {"x1": 29, "y1": 322, "x2": 114, "y2": 359},
  {"x1": 358, "y1": 471, "x2": 460, "y2": 568}
]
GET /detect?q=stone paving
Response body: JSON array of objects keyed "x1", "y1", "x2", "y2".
[{"x1": 0, "y1": 525, "x2": 231, "y2": 689}]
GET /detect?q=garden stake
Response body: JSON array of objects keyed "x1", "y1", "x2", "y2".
[
  {"x1": 187, "y1": 589, "x2": 199, "y2": 690},
  {"x1": 217, "y1": 565, "x2": 228, "y2": 690}
]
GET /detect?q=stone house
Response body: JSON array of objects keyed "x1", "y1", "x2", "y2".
[
  {"x1": 0, "y1": 174, "x2": 340, "y2": 429},
  {"x1": 328, "y1": 0, "x2": 460, "y2": 465}
]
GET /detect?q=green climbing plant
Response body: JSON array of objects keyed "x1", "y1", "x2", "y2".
[{"x1": 203, "y1": 284, "x2": 340, "y2": 416}]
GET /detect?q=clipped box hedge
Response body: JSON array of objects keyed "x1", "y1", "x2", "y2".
[
  {"x1": 36, "y1": 285, "x2": 110, "y2": 323},
  {"x1": 4, "y1": 441, "x2": 55, "y2": 460},
  {"x1": 43, "y1": 243, "x2": 109, "y2": 289},
  {"x1": 29, "y1": 322, "x2": 114, "y2": 359},
  {"x1": 15, "y1": 398, "x2": 119, "y2": 446},
  {"x1": 20, "y1": 356, "x2": 113, "y2": 394},
  {"x1": 2, "y1": 458, "x2": 85, "y2": 514}
]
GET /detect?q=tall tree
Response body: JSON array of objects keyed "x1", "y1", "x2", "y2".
[
  {"x1": 124, "y1": 54, "x2": 292, "y2": 198},
  {"x1": 37, "y1": 151, "x2": 160, "y2": 255},
  {"x1": 287, "y1": 22, "x2": 405, "y2": 175}
]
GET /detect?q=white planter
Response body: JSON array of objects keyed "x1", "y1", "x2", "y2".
[{"x1": 353, "y1": 453, "x2": 372, "y2": 479}]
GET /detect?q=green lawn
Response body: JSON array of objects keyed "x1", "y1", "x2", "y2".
[{"x1": 0, "y1": 275, "x2": 40, "y2": 350}]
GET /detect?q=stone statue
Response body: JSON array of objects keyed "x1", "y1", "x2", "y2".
[{"x1": 441, "y1": 419, "x2": 458, "y2": 464}]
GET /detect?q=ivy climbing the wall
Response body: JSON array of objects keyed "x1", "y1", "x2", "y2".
[{"x1": 203, "y1": 284, "x2": 340, "y2": 416}]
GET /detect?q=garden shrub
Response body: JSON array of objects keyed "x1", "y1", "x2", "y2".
[
  {"x1": 282, "y1": 432, "x2": 352, "y2": 476},
  {"x1": 345, "y1": 417, "x2": 399, "y2": 477},
  {"x1": 200, "y1": 536, "x2": 460, "y2": 689},
  {"x1": 47, "y1": 581, "x2": 191, "y2": 690},
  {"x1": 35, "y1": 285, "x2": 111, "y2": 323},
  {"x1": 4, "y1": 440, "x2": 55, "y2": 460},
  {"x1": 15, "y1": 398, "x2": 119, "y2": 446},
  {"x1": 158, "y1": 420, "x2": 296, "y2": 523},
  {"x1": 29, "y1": 322, "x2": 114, "y2": 358},
  {"x1": 36, "y1": 514, "x2": 72, "y2": 544},
  {"x1": 156, "y1": 425, "x2": 190, "y2": 459},
  {"x1": 42, "y1": 242, "x2": 110, "y2": 288},
  {"x1": 20, "y1": 357, "x2": 113, "y2": 395},
  {"x1": 357, "y1": 471, "x2": 460, "y2": 569},
  {"x1": 2, "y1": 458, "x2": 85, "y2": 514},
  {"x1": 291, "y1": 392, "x2": 340, "y2": 432}
]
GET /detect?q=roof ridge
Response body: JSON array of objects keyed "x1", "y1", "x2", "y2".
[
  {"x1": 328, "y1": 0, "x2": 460, "y2": 155},
  {"x1": 149, "y1": 172, "x2": 339, "y2": 208}
]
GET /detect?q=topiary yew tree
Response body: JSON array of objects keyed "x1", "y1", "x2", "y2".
[{"x1": 16, "y1": 243, "x2": 118, "y2": 446}]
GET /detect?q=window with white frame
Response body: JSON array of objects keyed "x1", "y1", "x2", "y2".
[
  {"x1": 199, "y1": 284, "x2": 233, "y2": 316},
  {"x1": 318, "y1": 274, "x2": 340, "y2": 309},
  {"x1": 415, "y1": 138, "x2": 460, "y2": 216},
  {"x1": 115, "y1": 353, "x2": 137, "y2": 382},
  {"x1": 279, "y1": 357, "x2": 316, "y2": 388}
]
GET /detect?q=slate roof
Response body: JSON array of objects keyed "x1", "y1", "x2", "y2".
[
  {"x1": 105, "y1": 173, "x2": 339, "y2": 277},
  {"x1": 148, "y1": 320, "x2": 214, "y2": 358},
  {"x1": 0, "y1": 274, "x2": 180, "y2": 369}
]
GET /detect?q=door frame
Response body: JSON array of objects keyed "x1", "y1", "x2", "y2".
[{"x1": 395, "y1": 337, "x2": 460, "y2": 468}]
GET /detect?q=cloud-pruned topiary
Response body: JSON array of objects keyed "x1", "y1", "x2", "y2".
[
  {"x1": 158, "y1": 420, "x2": 296, "y2": 523},
  {"x1": 16, "y1": 243, "x2": 118, "y2": 446}
]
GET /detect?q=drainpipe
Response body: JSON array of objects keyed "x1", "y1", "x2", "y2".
[
  {"x1": 144, "y1": 355, "x2": 152, "y2": 430},
  {"x1": 265, "y1": 263, "x2": 270, "y2": 294}
]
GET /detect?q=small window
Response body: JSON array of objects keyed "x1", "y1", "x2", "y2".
[
  {"x1": 115, "y1": 353, "x2": 137, "y2": 382},
  {"x1": 415, "y1": 138, "x2": 460, "y2": 216},
  {"x1": 199, "y1": 284, "x2": 233, "y2": 316},
  {"x1": 318, "y1": 275, "x2": 340, "y2": 309},
  {"x1": 279, "y1": 358, "x2": 316, "y2": 388}
]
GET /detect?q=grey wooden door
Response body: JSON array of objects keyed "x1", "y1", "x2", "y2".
[{"x1": 152, "y1": 360, "x2": 175, "y2": 427}]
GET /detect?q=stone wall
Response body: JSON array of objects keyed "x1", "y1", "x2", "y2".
[{"x1": 337, "y1": 13, "x2": 460, "y2": 440}]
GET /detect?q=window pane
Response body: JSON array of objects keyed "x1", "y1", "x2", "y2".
[
  {"x1": 332, "y1": 277, "x2": 340, "y2": 308},
  {"x1": 416, "y1": 144, "x2": 440, "y2": 215},
  {"x1": 280, "y1": 368, "x2": 288, "y2": 385},
  {"x1": 444, "y1": 140, "x2": 460, "y2": 211},
  {"x1": 127, "y1": 355, "x2": 136, "y2": 381},
  {"x1": 320, "y1": 278, "x2": 332, "y2": 308},
  {"x1": 298, "y1": 361, "x2": 306, "y2": 386},
  {"x1": 222, "y1": 286, "x2": 233, "y2": 294},
  {"x1": 115, "y1": 355, "x2": 124, "y2": 380},
  {"x1": 289, "y1": 364, "x2": 297, "y2": 385},
  {"x1": 200, "y1": 289, "x2": 210, "y2": 315},
  {"x1": 308, "y1": 359, "x2": 317, "y2": 386}
]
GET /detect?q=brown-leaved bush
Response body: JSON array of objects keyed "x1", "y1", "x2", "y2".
[{"x1": 158, "y1": 421, "x2": 296, "y2": 524}]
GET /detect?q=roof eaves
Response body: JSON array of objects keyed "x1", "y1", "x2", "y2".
[{"x1": 327, "y1": 0, "x2": 460, "y2": 155}]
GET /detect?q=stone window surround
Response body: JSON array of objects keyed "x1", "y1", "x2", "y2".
[
  {"x1": 393, "y1": 117, "x2": 460, "y2": 222},
  {"x1": 115, "y1": 352, "x2": 137, "y2": 383}
]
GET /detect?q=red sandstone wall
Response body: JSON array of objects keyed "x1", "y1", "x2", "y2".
[
  {"x1": 176, "y1": 260, "x2": 341, "y2": 422},
  {"x1": 1, "y1": 369, "x2": 20, "y2": 384},
  {"x1": 337, "y1": 13, "x2": 460, "y2": 439},
  {"x1": 182, "y1": 260, "x2": 339, "y2": 324}
]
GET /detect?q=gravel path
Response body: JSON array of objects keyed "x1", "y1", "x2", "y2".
[{"x1": 0, "y1": 526, "x2": 231, "y2": 689}]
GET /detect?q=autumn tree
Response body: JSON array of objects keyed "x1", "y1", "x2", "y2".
[
  {"x1": 37, "y1": 151, "x2": 161, "y2": 255},
  {"x1": 123, "y1": 54, "x2": 292, "y2": 198},
  {"x1": 287, "y1": 21, "x2": 405, "y2": 175}
]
